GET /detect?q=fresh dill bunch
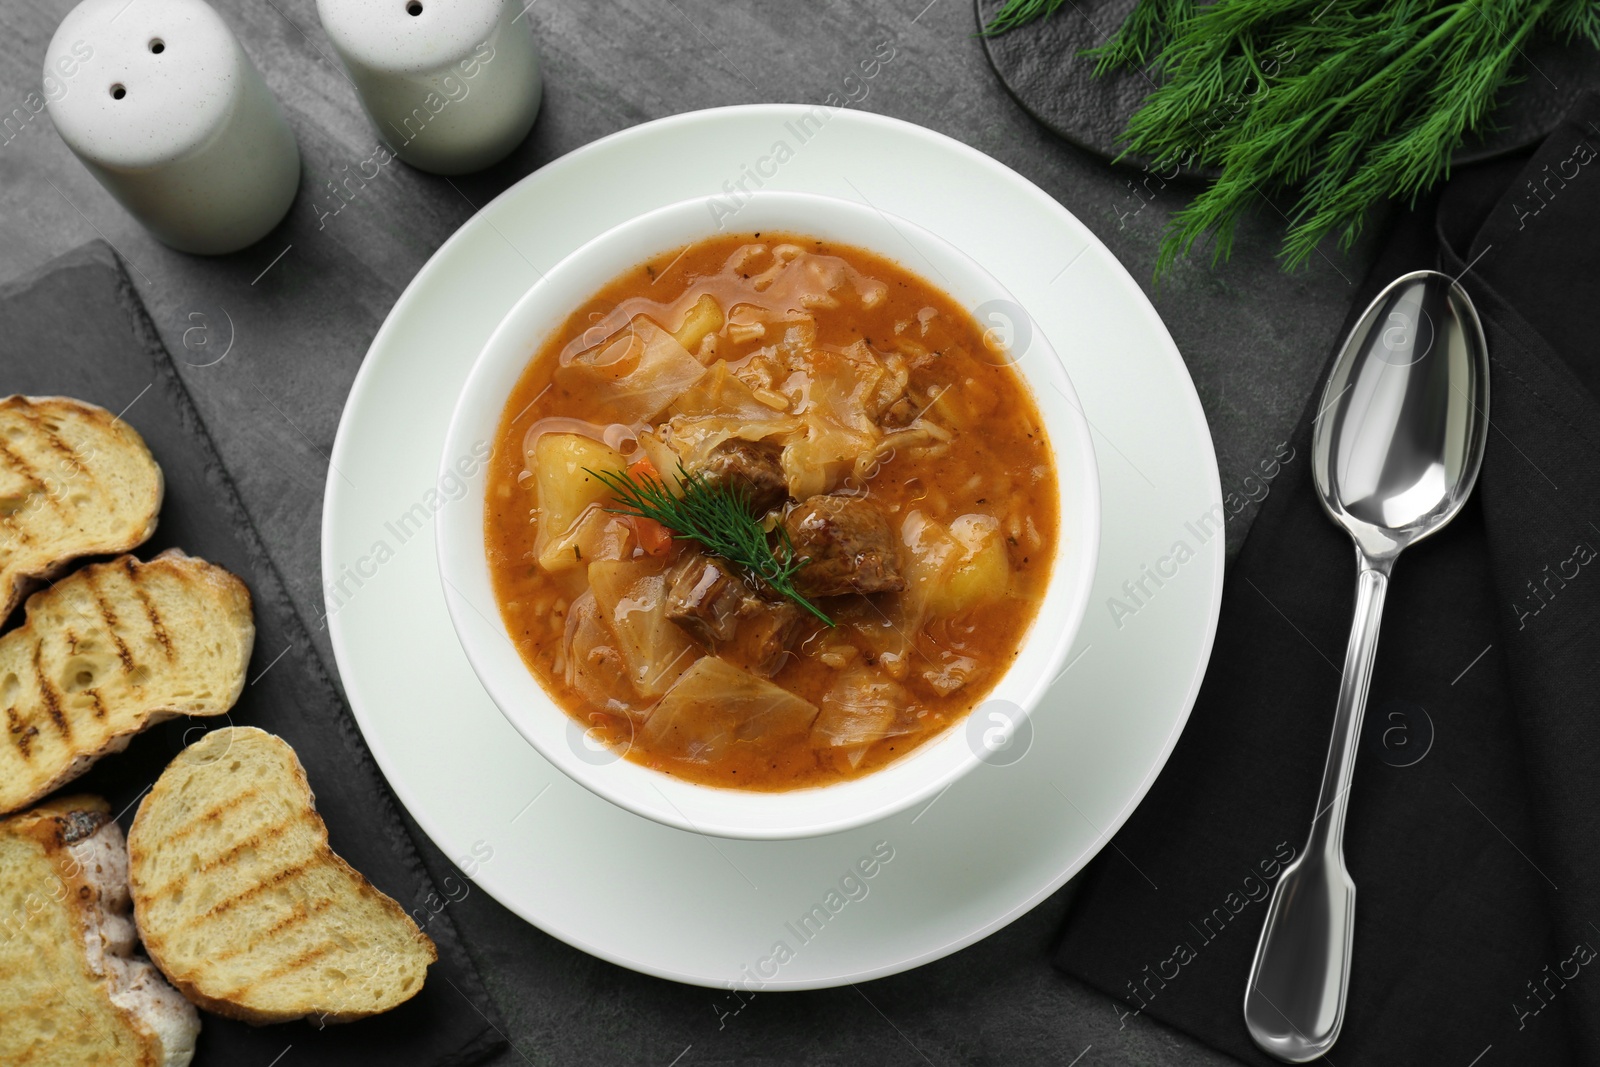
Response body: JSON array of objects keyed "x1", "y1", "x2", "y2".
[
  {"x1": 584, "y1": 464, "x2": 833, "y2": 626},
  {"x1": 981, "y1": 0, "x2": 1075, "y2": 36},
  {"x1": 983, "y1": 0, "x2": 1600, "y2": 273}
]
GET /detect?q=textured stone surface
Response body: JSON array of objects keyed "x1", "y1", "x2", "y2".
[{"x1": 0, "y1": 1, "x2": 1384, "y2": 1063}]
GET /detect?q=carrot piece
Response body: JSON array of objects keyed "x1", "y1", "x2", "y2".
[
  {"x1": 628, "y1": 455, "x2": 660, "y2": 481},
  {"x1": 628, "y1": 515, "x2": 674, "y2": 556}
]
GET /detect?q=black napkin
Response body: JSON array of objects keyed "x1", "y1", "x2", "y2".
[
  {"x1": 0, "y1": 242, "x2": 506, "y2": 1066},
  {"x1": 1055, "y1": 93, "x2": 1600, "y2": 1064}
]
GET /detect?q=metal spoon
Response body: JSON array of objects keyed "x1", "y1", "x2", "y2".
[{"x1": 1243, "y1": 270, "x2": 1490, "y2": 1062}]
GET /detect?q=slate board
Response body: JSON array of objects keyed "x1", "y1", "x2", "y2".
[{"x1": 0, "y1": 241, "x2": 506, "y2": 1067}]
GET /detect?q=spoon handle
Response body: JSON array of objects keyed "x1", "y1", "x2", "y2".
[{"x1": 1244, "y1": 552, "x2": 1392, "y2": 1062}]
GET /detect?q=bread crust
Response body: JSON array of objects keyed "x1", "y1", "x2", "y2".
[{"x1": 0, "y1": 395, "x2": 164, "y2": 620}]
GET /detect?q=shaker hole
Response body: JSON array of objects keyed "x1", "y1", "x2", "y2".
[
  {"x1": 111, "y1": 84, "x2": 126, "y2": 100},
  {"x1": 150, "y1": 39, "x2": 165, "y2": 54},
  {"x1": 406, "y1": 1, "x2": 422, "y2": 13}
]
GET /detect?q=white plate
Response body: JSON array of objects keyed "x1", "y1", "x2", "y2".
[{"x1": 323, "y1": 104, "x2": 1223, "y2": 989}]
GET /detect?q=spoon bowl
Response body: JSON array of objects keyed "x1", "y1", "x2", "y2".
[
  {"x1": 1244, "y1": 270, "x2": 1490, "y2": 1062},
  {"x1": 1313, "y1": 271, "x2": 1491, "y2": 558}
]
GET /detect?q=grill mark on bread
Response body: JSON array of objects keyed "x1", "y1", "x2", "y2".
[
  {"x1": 84, "y1": 572, "x2": 135, "y2": 674},
  {"x1": 0, "y1": 440, "x2": 48, "y2": 497},
  {"x1": 15, "y1": 406, "x2": 86, "y2": 476},
  {"x1": 224, "y1": 939, "x2": 341, "y2": 996},
  {"x1": 6, "y1": 707, "x2": 37, "y2": 759},
  {"x1": 86, "y1": 688, "x2": 106, "y2": 720},
  {"x1": 194, "y1": 818, "x2": 293, "y2": 876},
  {"x1": 213, "y1": 896, "x2": 337, "y2": 964},
  {"x1": 197, "y1": 858, "x2": 315, "y2": 923},
  {"x1": 160, "y1": 788, "x2": 261, "y2": 846},
  {"x1": 124, "y1": 558, "x2": 175, "y2": 659},
  {"x1": 31, "y1": 645, "x2": 69, "y2": 741}
]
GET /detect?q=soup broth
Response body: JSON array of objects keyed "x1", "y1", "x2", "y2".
[{"x1": 485, "y1": 233, "x2": 1058, "y2": 790}]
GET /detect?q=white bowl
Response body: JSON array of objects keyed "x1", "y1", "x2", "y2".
[{"x1": 436, "y1": 190, "x2": 1099, "y2": 840}]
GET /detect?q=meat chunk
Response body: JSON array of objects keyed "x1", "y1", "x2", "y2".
[
  {"x1": 664, "y1": 552, "x2": 803, "y2": 678},
  {"x1": 783, "y1": 495, "x2": 906, "y2": 597},
  {"x1": 692, "y1": 439, "x2": 789, "y2": 515}
]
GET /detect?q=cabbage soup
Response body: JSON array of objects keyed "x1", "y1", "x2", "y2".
[{"x1": 484, "y1": 233, "x2": 1058, "y2": 790}]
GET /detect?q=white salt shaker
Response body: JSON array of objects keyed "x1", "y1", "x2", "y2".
[
  {"x1": 316, "y1": 0, "x2": 542, "y2": 176},
  {"x1": 45, "y1": 0, "x2": 300, "y2": 256}
]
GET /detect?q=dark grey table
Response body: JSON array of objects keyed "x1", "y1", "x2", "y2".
[{"x1": 0, "y1": 1, "x2": 1380, "y2": 1063}]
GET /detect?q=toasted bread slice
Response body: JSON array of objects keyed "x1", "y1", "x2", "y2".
[
  {"x1": 0, "y1": 795, "x2": 200, "y2": 1067},
  {"x1": 0, "y1": 396, "x2": 163, "y2": 620},
  {"x1": 0, "y1": 551, "x2": 255, "y2": 816},
  {"x1": 128, "y1": 727, "x2": 437, "y2": 1025}
]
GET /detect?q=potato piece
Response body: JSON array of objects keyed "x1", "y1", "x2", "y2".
[
  {"x1": 927, "y1": 514, "x2": 1009, "y2": 616},
  {"x1": 674, "y1": 294, "x2": 724, "y2": 354},
  {"x1": 531, "y1": 434, "x2": 624, "y2": 568}
]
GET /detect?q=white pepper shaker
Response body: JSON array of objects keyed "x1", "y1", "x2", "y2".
[
  {"x1": 45, "y1": 0, "x2": 301, "y2": 256},
  {"x1": 316, "y1": 0, "x2": 542, "y2": 176}
]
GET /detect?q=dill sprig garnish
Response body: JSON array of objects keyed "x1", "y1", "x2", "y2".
[
  {"x1": 983, "y1": 0, "x2": 1600, "y2": 274},
  {"x1": 584, "y1": 464, "x2": 833, "y2": 626}
]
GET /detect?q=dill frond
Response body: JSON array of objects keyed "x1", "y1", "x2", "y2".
[{"x1": 584, "y1": 464, "x2": 833, "y2": 625}]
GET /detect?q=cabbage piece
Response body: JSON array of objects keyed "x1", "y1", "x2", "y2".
[
  {"x1": 773, "y1": 344, "x2": 891, "y2": 497},
  {"x1": 563, "y1": 590, "x2": 636, "y2": 714},
  {"x1": 921, "y1": 651, "x2": 984, "y2": 696},
  {"x1": 811, "y1": 668, "x2": 907, "y2": 768},
  {"x1": 847, "y1": 510, "x2": 962, "y2": 664},
  {"x1": 539, "y1": 504, "x2": 635, "y2": 572},
  {"x1": 779, "y1": 416, "x2": 876, "y2": 500},
  {"x1": 587, "y1": 558, "x2": 700, "y2": 697},
  {"x1": 806, "y1": 342, "x2": 885, "y2": 434},
  {"x1": 898, "y1": 510, "x2": 964, "y2": 627},
  {"x1": 556, "y1": 318, "x2": 707, "y2": 423},
  {"x1": 640, "y1": 657, "x2": 819, "y2": 762},
  {"x1": 666, "y1": 361, "x2": 780, "y2": 420}
]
